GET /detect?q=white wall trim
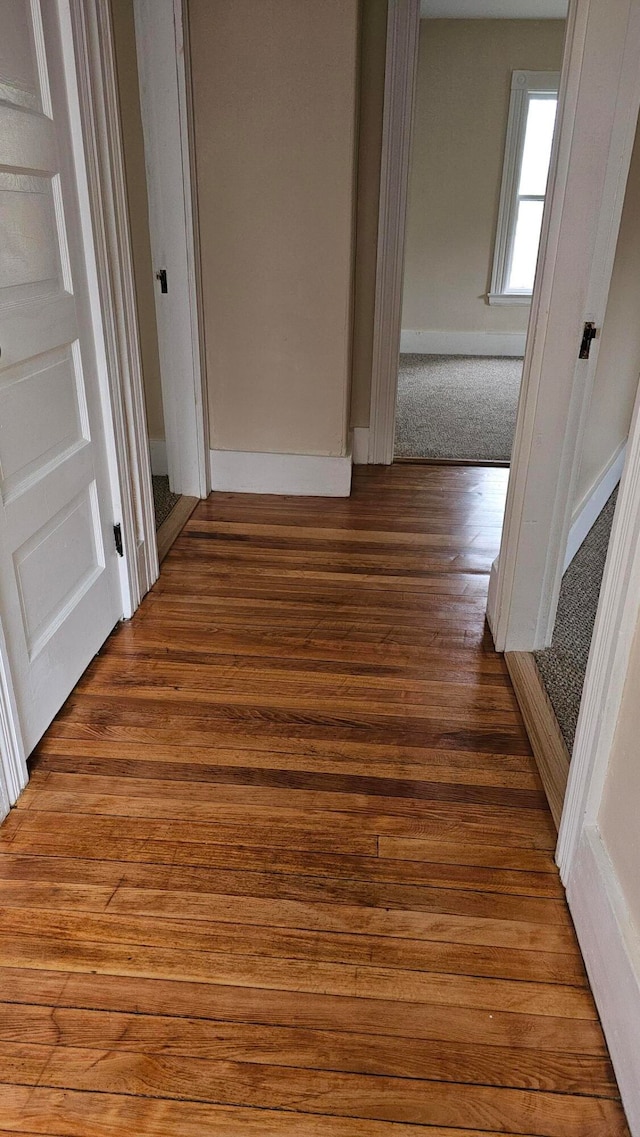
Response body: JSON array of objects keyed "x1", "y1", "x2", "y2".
[
  {"x1": 563, "y1": 442, "x2": 626, "y2": 571},
  {"x1": 487, "y1": 0, "x2": 640, "y2": 652},
  {"x1": 400, "y1": 330, "x2": 526, "y2": 356},
  {"x1": 567, "y1": 826, "x2": 640, "y2": 1135},
  {"x1": 148, "y1": 439, "x2": 168, "y2": 477},
  {"x1": 70, "y1": 0, "x2": 159, "y2": 619},
  {"x1": 558, "y1": 382, "x2": 640, "y2": 875},
  {"x1": 0, "y1": 617, "x2": 27, "y2": 819},
  {"x1": 487, "y1": 292, "x2": 532, "y2": 307},
  {"x1": 210, "y1": 451, "x2": 353, "y2": 497},
  {"x1": 134, "y1": 0, "x2": 209, "y2": 499},
  {"x1": 368, "y1": 0, "x2": 421, "y2": 464},
  {"x1": 352, "y1": 428, "x2": 371, "y2": 465}
]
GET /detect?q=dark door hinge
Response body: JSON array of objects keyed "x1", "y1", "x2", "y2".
[
  {"x1": 155, "y1": 267, "x2": 168, "y2": 293},
  {"x1": 579, "y1": 321, "x2": 598, "y2": 360},
  {"x1": 113, "y1": 522, "x2": 124, "y2": 558}
]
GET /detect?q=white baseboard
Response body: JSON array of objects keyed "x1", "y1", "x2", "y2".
[
  {"x1": 400, "y1": 330, "x2": 527, "y2": 356},
  {"x1": 352, "y1": 427, "x2": 370, "y2": 465},
  {"x1": 209, "y1": 449, "x2": 352, "y2": 497},
  {"x1": 567, "y1": 827, "x2": 640, "y2": 1135},
  {"x1": 564, "y1": 442, "x2": 626, "y2": 571},
  {"x1": 148, "y1": 438, "x2": 168, "y2": 476},
  {"x1": 486, "y1": 555, "x2": 500, "y2": 641}
]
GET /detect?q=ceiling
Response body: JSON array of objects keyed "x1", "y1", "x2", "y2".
[{"x1": 421, "y1": 0, "x2": 567, "y2": 17}]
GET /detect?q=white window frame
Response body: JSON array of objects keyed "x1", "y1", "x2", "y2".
[{"x1": 489, "y1": 70, "x2": 560, "y2": 306}]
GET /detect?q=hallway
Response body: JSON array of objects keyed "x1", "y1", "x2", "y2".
[{"x1": 0, "y1": 465, "x2": 629, "y2": 1135}]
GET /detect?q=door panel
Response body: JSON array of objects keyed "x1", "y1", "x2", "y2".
[
  {"x1": 0, "y1": 0, "x2": 48, "y2": 113},
  {"x1": 0, "y1": 0, "x2": 122, "y2": 754}
]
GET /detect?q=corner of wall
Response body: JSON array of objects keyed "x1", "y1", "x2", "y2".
[{"x1": 209, "y1": 450, "x2": 353, "y2": 497}]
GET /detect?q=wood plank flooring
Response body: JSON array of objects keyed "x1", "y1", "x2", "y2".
[{"x1": 0, "y1": 464, "x2": 629, "y2": 1135}]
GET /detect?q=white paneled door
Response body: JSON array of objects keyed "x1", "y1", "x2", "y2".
[{"x1": 0, "y1": 0, "x2": 122, "y2": 755}]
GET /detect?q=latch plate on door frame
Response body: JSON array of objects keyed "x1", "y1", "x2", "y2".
[
  {"x1": 113, "y1": 523, "x2": 124, "y2": 557},
  {"x1": 579, "y1": 321, "x2": 598, "y2": 359}
]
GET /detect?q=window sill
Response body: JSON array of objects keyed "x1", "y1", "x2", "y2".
[{"x1": 488, "y1": 292, "x2": 532, "y2": 307}]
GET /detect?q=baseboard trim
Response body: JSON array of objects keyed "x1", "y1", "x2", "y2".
[
  {"x1": 352, "y1": 427, "x2": 370, "y2": 465},
  {"x1": 567, "y1": 827, "x2": 640, "y2": 1135},
  {"x1": 148, "y1": 438, "x2": 168, "y2": 477},
  {"x1": 209, "y1": 449, "x2": 353, "y2": 497},
  {"x1": 156, "y1": 496, "x2": 198, "y2": 563},
  {"x1": 486, "y1": 555, "x2": 500, "y2": 640},
  {"x1": 564, "y1": 442, "x2": 626, "y2": 571},
  {"x1": 505, "y1": 650, "x2": 570, "y2": 829},
  {"x1": 400, "y1": 330, "x2": 527, "y2": 356}
]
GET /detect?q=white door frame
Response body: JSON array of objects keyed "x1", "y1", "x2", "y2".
[
  {"x1": 0, "y1": 618, "x2": 27, "y2": 810},
  {"x1": 133, "y1": 0, "x2": 209, "y2": 499},
  {"x1": 487, "y1": 0, "x2": 640, "y2": 652},
  {"x1": 557, "y1": 372, "x2": 640, "y2": 877},
  {"x1": 368, "y1": 0, "x2": 420, "y2": 465},
  {"x1": 555, "y1": 314, "x2": 640, "y2": 1137},
  {"x1": 71, "y1": 0, "x2": 159, "y2": 617}
]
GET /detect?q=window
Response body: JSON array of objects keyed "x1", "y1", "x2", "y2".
[{"x1": 489, "y1": 71, "x2": 559, "y2": 304}]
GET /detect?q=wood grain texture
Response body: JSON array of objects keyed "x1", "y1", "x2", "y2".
[
  {"x1": 0, "y1": 465, "x2": 629, "y2": 1135},
  {"x1": 506, "y1": 652, "x2": 571, "y2": 829},
  {"x1": 156, "y1": 495, "x2": 199, "y2": 563}
]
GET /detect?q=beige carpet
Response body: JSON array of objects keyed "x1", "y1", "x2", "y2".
[
  {"x1": 395, "y1": 353, "x2": 523, "y2": 462},
  {"x1": 534, "y1": 491, "x2": 617, "y2": 753},
  {"x1": 152, "y1": 475, "x2": 181, "y2": 531}
]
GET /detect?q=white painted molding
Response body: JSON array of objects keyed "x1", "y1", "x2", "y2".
[
  {"x1": 352, "y1": 428, "x2": 371, "y2": 465},
  {"x1": 368, "y1": 0, "x2": 421, "y2": 464},
  {"x1": 70, "y1": 0, "x2": 159, "y2": 617},
  {"x1": 487, "y1": 293, "x2": 532, "y2": 306},
  {"x1": 210, "y1": 451, "x2": 353, "y2": 497},
  {"x1": 0, "y1": 617, "x2": 27, "y2": 817},
  {"x1": 486, "y1": 555, "x2": 500, "y2": 641},
  {"x1": 148, "y1": 439, "x2": 169, "y2": 477},
  {"x1": 400, "y1": 330, "x2": 526, "y2": 356},
  {"x1": 564, "y1": 442, "x2": 626, "y2": 571},
  {"x1": 558, "y1": 384, "x2": 640, "y2": 876},
  {"x1": 134, "y1": 0, "x2": 209, "y2": 499},
  {"x1": 567, "y1": 827, "x2": 640, "y2": 1135},
  {"x1": 487, "y1": 0, "x2": 640, "y2": 652}
]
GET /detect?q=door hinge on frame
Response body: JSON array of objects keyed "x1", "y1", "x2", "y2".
[{"x1": 113, "y1": 523, "x2": 124, "y2": 558}]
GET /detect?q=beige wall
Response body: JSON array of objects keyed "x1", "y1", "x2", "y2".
[
  {"x1": 189, "y1": 0, "x2": 359, "y2": 457},
  {"x1": 111, "y1": 0, "x2": 165, "y2": 442},
  {"x1": 599, "y1": 616, "x2": 640, "y2": 932},
  {"x1": 573, "y1": 118, "x2": 640, "y2": 510},
  {"x1": 402, "y1": 19, "x2": 565, "y2": 337},
  {"x1": 351, "y1": 0, "x2": 388, "y2": 429}
]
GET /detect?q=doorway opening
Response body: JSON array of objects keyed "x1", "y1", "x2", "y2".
[
  {"x1": 395, "y1": 3, "x2": 566, "y2": 465},
  {"x1": 507, "y1": 107, "x2": 640, "y2": 821},
  {"x1": 111, "y1": 0, "x2": 198, "y2": 558},
  {"x1": 111, "y1": 0, "x2": 202, "y2": 560}
]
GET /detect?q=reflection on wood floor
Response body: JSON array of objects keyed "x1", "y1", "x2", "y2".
[{"x1": 0, "y1": 464, "x2": 630, "y2": 1135}]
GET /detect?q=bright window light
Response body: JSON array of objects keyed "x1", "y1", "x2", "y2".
[{"x1": 490, "y1": 72, "x2": 560, "y2": 304}]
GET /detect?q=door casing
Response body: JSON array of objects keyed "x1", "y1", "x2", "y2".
[{"x1": 133, "y1": 0, "x2": 209, "y2": 499}]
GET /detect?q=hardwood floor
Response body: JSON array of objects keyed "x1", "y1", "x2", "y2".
[{"x1": 0, "y1": 464, "x2": 629, "y2": 1135}]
